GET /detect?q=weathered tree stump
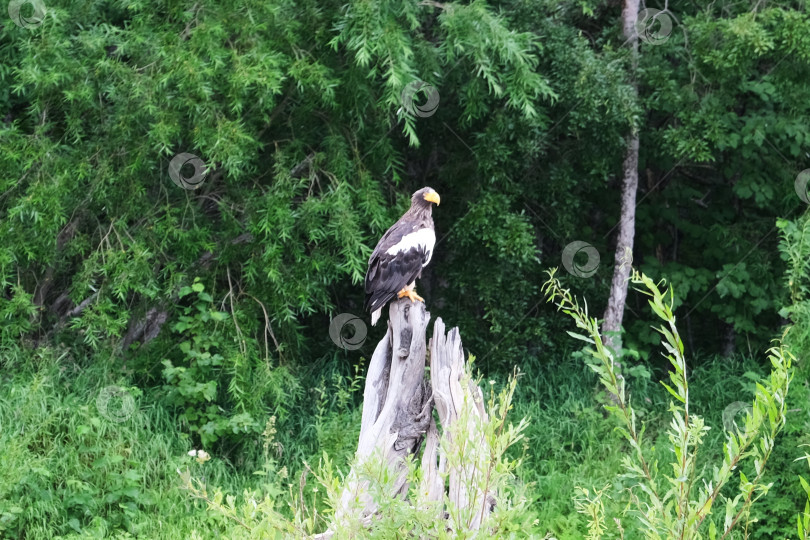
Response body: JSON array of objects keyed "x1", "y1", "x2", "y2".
[
  {"x1": 331, "y1": 297, "x2": 494, "y2": 533},
  {"x1": 336, "y1": 298, "x2": 433, "y2": 517},
  {"x1": 423, "y1": 317, "x2": 495, "y2": 529}
]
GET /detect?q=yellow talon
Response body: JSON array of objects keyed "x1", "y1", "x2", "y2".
[{"x1": 397, "y1": 288, "x2": 424, "y2": 303}]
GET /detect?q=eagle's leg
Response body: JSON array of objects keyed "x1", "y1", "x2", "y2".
[{"x1": 397, "y1": 284, "x2": 424, "y2": 303}]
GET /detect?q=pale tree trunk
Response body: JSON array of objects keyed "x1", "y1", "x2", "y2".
[{"x1": 602, "y1": 0, "x2": 640, "y2": 355}]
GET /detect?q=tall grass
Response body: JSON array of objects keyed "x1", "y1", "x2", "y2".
[{"x1": 0, "y1": 347, "x2": 249, "y2": 538}]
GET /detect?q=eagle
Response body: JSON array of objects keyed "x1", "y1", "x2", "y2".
[{"x1": 365, "y1": 187, "x2": 440, "y2": 326}]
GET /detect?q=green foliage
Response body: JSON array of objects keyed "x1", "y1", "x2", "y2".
[
  {"x1": 1, "y1": 332, "x2": 808, "y2": 537},
  {"x1": 628, "y1": 3, "x2": 810, "y2": 355},
  {"x1": 778, "y1": 214, "x2": 810, "y2": 375},
  {"x1": 1, "y1": 0, "x2": 807, "y2": 376},
  {"x1": 0, "y1": 348, "x2": 181, "y2": 537},
  {"x1": 544, "y1": 268, "x2": 794, "y2": 538},
  {"x1": 779, "y1": 210, "x2": 810, "y2": 539},
  {"x1": 311, "y1": 364, "x2": 364, "y2": 470},
  {"x1": 798, "y1": 446, "x2": 810, "y2": 540},
  {"x1": 0, "y1": 284, "x2": 37, "y2": 348},
  {"x1": 162, "y1": 280, "x2": 258, "y2": 447},
  {"x1": 182, "y1": 360, "x2": 536, "y2": 538},
  {"x1": 573, "y1": 484, "x2": 614, "y2": 540}
]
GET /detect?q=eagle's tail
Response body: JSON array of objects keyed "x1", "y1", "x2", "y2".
[{"x1": 371, "y1": 308, "x2": 382, "y2": 326}]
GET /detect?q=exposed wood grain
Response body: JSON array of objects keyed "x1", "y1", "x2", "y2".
[
  {"x1": 326, "y1": 304, "x2": 494, "y2": 536},
  {"x1": 428, "y1": 317, "x2": 493, "y2": 530},
  {"x1": 336, "y1": 298, "x2": 433, "y2": 519}
]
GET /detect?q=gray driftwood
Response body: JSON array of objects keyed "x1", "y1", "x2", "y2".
[{"x1": 328, "y1": 297, "x2": 494, "y2": 535}]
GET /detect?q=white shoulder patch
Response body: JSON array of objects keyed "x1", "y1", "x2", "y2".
[{"x1": 386, "y1": 227, "x2": 435, "y2": 266}]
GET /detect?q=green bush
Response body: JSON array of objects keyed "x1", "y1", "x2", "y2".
[
  {"x1": 778, "y1": 215, "x2": 810, "y2": 377},
  {"x1": 0, "y1": 347, "x2": 221, "y2": 538},
  {"x1": 161, "y1": 279, "x2": 263, "y2": 447}
]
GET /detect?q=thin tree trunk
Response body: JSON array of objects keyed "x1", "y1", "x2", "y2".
[{"x1": 602, "y1": 0, "x2": 640, "y2": 355}]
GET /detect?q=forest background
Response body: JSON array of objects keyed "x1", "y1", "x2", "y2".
[{"x1": 2, "y1": 0, "x2": 810, "y2": 537}]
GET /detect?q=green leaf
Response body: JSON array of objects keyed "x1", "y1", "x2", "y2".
[{"x1": 660, "y1": 381, "x2": 685, "y2": 403}]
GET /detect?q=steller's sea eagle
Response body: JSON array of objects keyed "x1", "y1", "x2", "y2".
[{"x1": 364, "y1": 187, "x2": 440, "y2": 326}]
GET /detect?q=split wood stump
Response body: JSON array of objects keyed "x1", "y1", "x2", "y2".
[{"x1": 332, "y1": 297, "x2": 495, "y2": 532}]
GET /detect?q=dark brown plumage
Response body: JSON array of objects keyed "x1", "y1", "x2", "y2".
[{"x1": 364, "y1": 187, "x2": 440, "y2": 325}]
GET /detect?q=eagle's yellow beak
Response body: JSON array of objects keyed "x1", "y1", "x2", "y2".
[{"x1": 423, "y1": 191, "x2": 440, "y2": 206}]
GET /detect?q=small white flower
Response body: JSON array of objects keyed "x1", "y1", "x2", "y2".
[
  {"x1": 489, "y1": 380, "x2": 495, "y2": 385},
  {"x1": 188, "y1": 449, "x2": 211, "y2": 464}
]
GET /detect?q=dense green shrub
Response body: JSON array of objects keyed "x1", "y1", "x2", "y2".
[{"x1": 778, "y1": 214, "x2": 810, "y2": 376}]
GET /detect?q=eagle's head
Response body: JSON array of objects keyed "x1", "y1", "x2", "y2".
[{"x1": 412, "y1": 187, "x2": 440, "y2": 208}]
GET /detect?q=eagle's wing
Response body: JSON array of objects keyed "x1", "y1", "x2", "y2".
[{"x1": 364, "y1": 224, "x2": 435, "y2": 313}]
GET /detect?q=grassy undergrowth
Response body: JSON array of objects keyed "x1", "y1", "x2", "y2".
[
  {"x1": 0, "y1": 347, "x2": 243, "y2": 538},
  {"x1": 513, "y1": 353, "x2": 810, "y2": 539},
  {"x1": 0, "y1": 346, "x2": 361, "y2": 539},
  {"x1": 0, "y1": 344, "x2": 807, "y2": 538}
]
